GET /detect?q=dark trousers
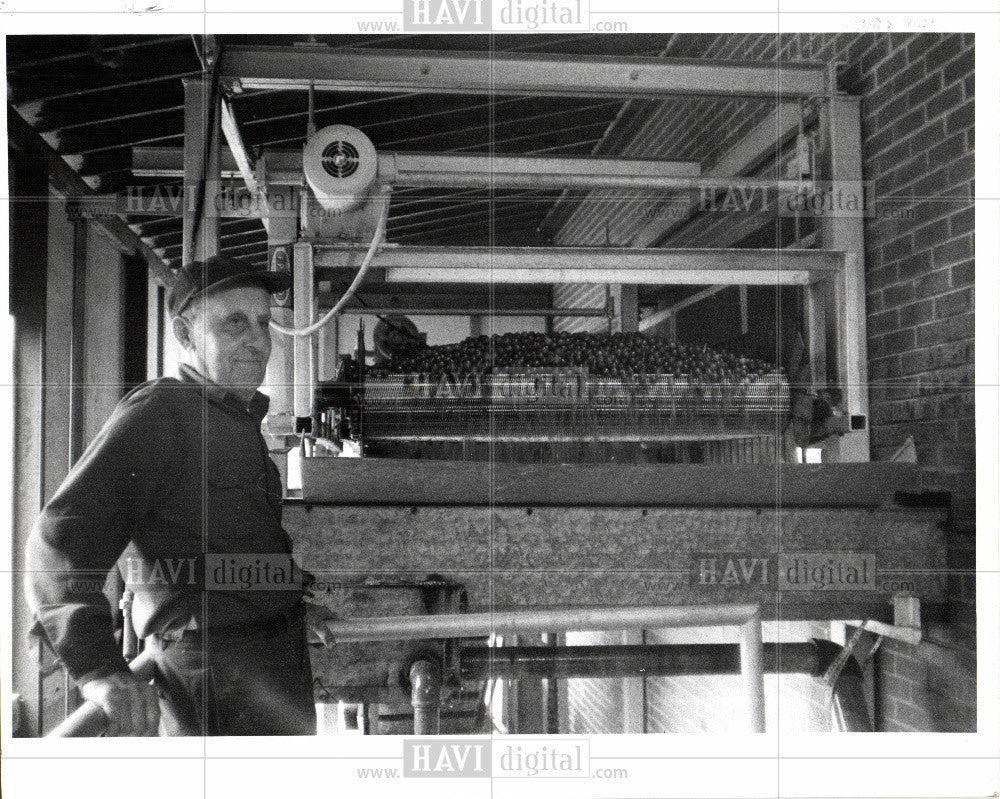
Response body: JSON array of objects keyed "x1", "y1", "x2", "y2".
[{"x1": 145, "y1": 616, "x2": 316, "y2": 736}]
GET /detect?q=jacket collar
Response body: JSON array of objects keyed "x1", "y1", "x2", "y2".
[{"x1": 177, "y1": 362, "x2": 270, "y2": 423}]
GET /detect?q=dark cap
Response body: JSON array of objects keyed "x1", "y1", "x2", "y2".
[{"x1": 167, "y1": 254, "x2": 292, "y2": 317}]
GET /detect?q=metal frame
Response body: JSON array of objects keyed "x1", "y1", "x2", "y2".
[
  {"x1": 319, "y1": 603, "x2": 767, "y2": 733},
  {"x1": 313, "y1": 244, "x2": 842, "y2": 286},
  {"x1": 176, "y1": 45, "x2": 869, "y2": 464},
  {"x1": 135, "y1": 145, "x2": 705, "y2": 191},
  {"x1": 220, "y1": 46, "x2": 828, "y2": 100}
]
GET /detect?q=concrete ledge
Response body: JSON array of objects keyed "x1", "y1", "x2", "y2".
[{"x1": 301, "y1": 458, "x2": 939, "y2": 508}]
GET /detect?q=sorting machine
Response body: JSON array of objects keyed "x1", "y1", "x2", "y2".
[{"x1": 51, "y1": 44, "x2": 951, "y2": 735}]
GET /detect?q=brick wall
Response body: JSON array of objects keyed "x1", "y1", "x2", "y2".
[
  {"x1": 679, "y1": 33, "x2": 976, "y2": 733},
  {"x1": 554, "y1": 33, "x2": 976, "y2": 733},
  {"x1": 664, "y1": 32, "x2": 976, "y2": 502}
]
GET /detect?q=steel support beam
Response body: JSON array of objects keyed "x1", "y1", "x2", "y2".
[
  {"x1": 460, "y1": 642, "x2": 821, "y2": 680},
  {"x1": 220, "y1": 46, "x2": 828, "y2": 99},
  {"x1": 335, "y1": 306, "x2": 606, "y2": 318},
  {"x1": 819, "y1": 96, "x2": 870, "y2": 462},
  {"x1": 638, "y1": 286, "x2": 733, "y2": 332},
  {"x1": 312, "y1": 245, "x2": 842, "y2": 286},
  {"x1": 380, "y1": 151, "x2": 702, "y2": 189},
  {"x1": 134, "y1": 145, "x2": 704, "y2": 190},
  {"x1": 182, "y1": 78, "x2": 221, "y2": 264},
  {"x1": 220, "y1": 98, "x2": 270, "y2": 233}
]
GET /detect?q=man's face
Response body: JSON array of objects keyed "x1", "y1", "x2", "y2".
[{"x1": 177, "y1": 283, "x2": 272, "y2": 401}]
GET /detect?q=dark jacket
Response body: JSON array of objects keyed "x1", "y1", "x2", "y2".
[{"x1": 25, "y1": 364, "x2": 303, "y2": 685}]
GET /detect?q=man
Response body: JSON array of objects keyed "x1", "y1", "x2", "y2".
[{"x1": 26, "y1": 255, "x2": 320, "y2": 736}]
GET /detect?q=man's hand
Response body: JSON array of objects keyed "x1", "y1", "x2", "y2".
[
  {"x1": 304, "y1": 598, "x2": 338, "y2": 648},
  {"x1": 79, "y1": 671, "x2": 160, "y2": 736}
]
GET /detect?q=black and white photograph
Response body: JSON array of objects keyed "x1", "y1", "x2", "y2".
[{"x1": 2, "y1": 5, "x2": 997, "y2": 798}]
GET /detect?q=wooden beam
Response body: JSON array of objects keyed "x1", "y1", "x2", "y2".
[{"x1": 7, "y1": 105, "x2": 172, "y2": 286}]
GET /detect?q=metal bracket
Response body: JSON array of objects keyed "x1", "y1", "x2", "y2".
[{"x1": 849, "y1": 596, "x2": 923, "y2": 645}]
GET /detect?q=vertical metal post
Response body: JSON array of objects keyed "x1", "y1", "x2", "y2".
[
  {"x1": 619, "y1": 285, "x2": 639, "y2": 333},
  {"x1": 182, "y1": 77, "x2": 221, "y2": 265},
  {"x1": 621, "y1": 629, "x2": 645, "y2": 733},
  {"x1": 292, "y1": 242, "x2": 316, "y2": 428},
  {"x1": 540, "y1": 632, "x2": 559, "y2": 734},
  {"x1": 739, "y1": 611, "x2": 766, "y2": 732},
  {"x1": 819, "y1": 95, "x2": 869, "y2": 462},
  {"x1": 264, "y1": 187, "x2": 298, "y2": 433}
]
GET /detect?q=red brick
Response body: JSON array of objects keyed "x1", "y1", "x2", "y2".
[
  {"x1": 929, "y1": 132, "x2": 966, "y2": 164},
  {"x1": 925, "y1": 82, "x2": 964, "y2": 123},
  {"x1": 882, "y1": 674, "x2": 915, "y2": 702},
  {"x1": 891, "y1": 106, "x2": 927, "y2": 141},
  {"x1": 892, "y1": 57, "x2": 927, "y2": 95},
  {"x1": 877, "y1": 138, "x2": 912, "y2": 172},
  {"x1": 860, "y1": 38, "x2": 891, "y2": 75},
  {"x1": 869, "y1": 309, "x2": 899, "y2": 335},
  {"x1": 868, "y1": 264, "x2": 898, "y2": 290},
  {"x1": 882, "y1": 234, "x2": 914, "y2": 264},
  {"x1": 934, "y1": 288, "x2": 973, "y2": 318},
  {"x1": 906, "y1": 33, "x2": 942, "y2": 63},
  {"x1": 950, "y1": 260, "x2": 974, "y2": 287},
  {"x1": 948, "y1": 154, "x2": 974, "y2": 184},
  {"x1": 925, "y1": 35, "x2": 964, "y2": 74},
  {"x1": 948, "y1": 207, "x2": 974, "y2": 236},
  {"x1": 913, "y1": 218, "x2": 950, "y2": 251},
  {"x1": 900, "y1": 349, "x2": 932, "y2": 375},
  {"x1": 907, "y1": 73, "x2": 943, "y2": 110},
  {"x1": 943, "y1": 49, "x2": 975, "y2": 85},
  {"x1": 883, "y1": 328, "x2": 917, "y2": 354},
  {"x1": 917, "y1": 315, "x2": 974, "y2": 346},
  {"x1": 910, "y1": 199, "x2": 950, "y2": 227},
  {"x1": 909, "y1": 118, "x2": 947, "y2": 154},
  {"x1": 911, "y1": 165, "x2": 950, "y2": 196},
  {"x1": 946, "y1": 100, "x2": 974, "y2": 134},
  {"x1": 933, "y1": 235, "x2": 973, "y2": 268},
  {"x1": 884, "y1": 153, "x2": 929, "y2": 193},
  {"x1": 964, "y1": 74, "x2": 974, "y2": 99},
  {"x1": 884, "y1": 280, "x2": 916, "y2": 308},
  {"x1": 914, "y1": 268, "x2": 950, "y2": 297},
  {"x1": 900, "y1": 299, "x2": 934, "y2": 326}
]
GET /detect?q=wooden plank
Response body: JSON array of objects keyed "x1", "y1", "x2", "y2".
[{"x1": 301, "y1": 458, "x2": 935, "y2": 508}]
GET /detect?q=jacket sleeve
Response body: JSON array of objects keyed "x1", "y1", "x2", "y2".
[{"x1": 25, "y1": 390, "x2": 180, "y2": 685}]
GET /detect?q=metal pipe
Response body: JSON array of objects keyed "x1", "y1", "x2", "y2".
[
  {"x1": 47, "y1": 650, "x2": 157, "y2": 737},
  {"x1": 739, "y1": 608, "x2": 766, "y2": 732},
  {"x1": 389, "y1": 172, "x2": 807, "y2": 192},
  {"x1": 460, "y1": 642, "x2": 820, "y2": 680},
  {"x1": 323, "y1": 604, "x2": 762, "y2": 644},
  {"x1": 409, "y1": 659, "x2": 441, "y2": 735},
  {"x1": 334, "y1": 307, "x2": 608, "y2": 318}
]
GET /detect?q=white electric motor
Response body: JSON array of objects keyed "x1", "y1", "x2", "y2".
[{"x1": 302, "y1": 124, "x2": 378, "y2": 213}]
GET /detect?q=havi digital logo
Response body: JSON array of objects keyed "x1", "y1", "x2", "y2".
[
  {"x1": 404, "y1": 0, "x2": 490, "y2": 30},
  {"x1": 403, "y1": 738, "x2": 491, "y2": 778}
]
